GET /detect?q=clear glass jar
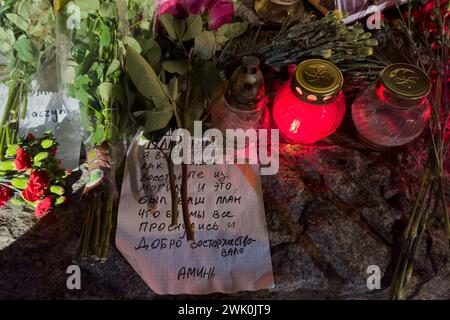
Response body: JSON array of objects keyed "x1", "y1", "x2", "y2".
[
  {"x1": 211, "y1": 56, "x2": 269, "y2": 134},
  {"x1": 352, "y1": 64, "x2": 431, "y2": 149},
  {"x1": 211, "y1": 95, "x2": 269, "y2": 134},
  {"x1": 255, "y1": 0, "x2": 303, "y2": 26},
  {"x1": 273, "y1": 59, "x2": 346, "y2": 144}
]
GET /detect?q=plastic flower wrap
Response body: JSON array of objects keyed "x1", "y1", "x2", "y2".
[
  {"x1": 0, "y1": 0, "x2": 56, "y2": 159},
  {"x1": 125, "y1": 0, "x2": 248, "y2": 242},
  {"x1": 0, "y1": 132, "x2": 69, "y2": 218}
]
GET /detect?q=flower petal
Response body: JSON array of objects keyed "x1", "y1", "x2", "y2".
[
  {"x1": 206, "y1": 0, "x2": 234, "y2": 30},
  {"x1": 184, "y1": 0, "x2": 207, "y2": 14}
]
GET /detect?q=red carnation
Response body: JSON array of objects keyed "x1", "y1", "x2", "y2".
[
  {"x1": 26, "y1": 133, "x2": 36, "y2": 141},
  {"x1": 21, "y1": 170, "x2": 49, "y2": 202},
  {"x1": 0, "y1": 186, "x2": 12, "y2": 208},
  {"x1": 35, "y1": 196, "x2": 53, "y2": 218},
  {"x1": 14, "y1": 147, "x2": 31, "y2": 172}
]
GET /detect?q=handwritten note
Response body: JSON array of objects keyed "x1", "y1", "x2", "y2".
[
  {"x1": 18, "y1": 91, "x2": 82, "y2": 169},
  {"x1": 116, "y1": 132, "x2": 274, "y2": 295}
]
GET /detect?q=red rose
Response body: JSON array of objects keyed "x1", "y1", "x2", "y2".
[
  {"x1": 0, "y1": 186, "x2": 12, "y2": 208},
  {"x1": 26, "y1": 133, "x2": 36, "y2": 141},
  {"x1": 14, "y1": 147, "x2": 31, "y2": 171},
  {"x1": 35, "y1": 196, "x2": 53, "y2": 218},
  {"x1": 21, "y1": 170, "x2": 49, "y2": 202}
]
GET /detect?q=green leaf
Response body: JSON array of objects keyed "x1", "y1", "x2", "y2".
[
  {"x1": 99, "y1": 2, "x2": 115, "y2": 18},
  {"x1": 152, "y1": 97, "x2": 173, "y2": 112},
  {"x1": 41, "y1": 139, "x2": 54, "y2": 149},
  {"x1": 106, "y1": 59, "x2": 121, "y2": 79},
  {"x1": 135, "y1": 110, "x2": 174, "y2": 133},
  {"x1": 194, "y1": 31, "x2": 216, "y2": 59},
  {"x1": 50, "y1": 185, "x2": 65, "y2": 196},
  {"x1": 0, "y1": 160, "x2": 16, "y2": 171},
  {"x1": 90, "y1": 124, "x2": 105, "y2": 146},
  {"x1": 34, "y1": 152, "x2": 49, "y2": 163},
  {"x1": 192, "y1": 59, "x2": 222, "y2": 100},
  {"x1": 124, "y1": 36, "x2": 142, "y2": 53},
  {"x1": 6, "y1": 13, "x2": 29, "y2": 32},
  {"x1": 76, "y1": 87, "x2": 93, "y2": 106},
  {"x1": 126, "y1": 46, "x2": 167, "y2": 100},
  {"x1": 99, "y1": 23, "x2": 111, "y2": 47},
  {"x1": 216, "y1": 22, "x2": 248, "y2": 40},
  {"x1": 11, "y1": 178, "x2": 28, "y2": 189},
  {"x1": 74, "y1": 0, "x2": 100, "y2": 13},
  {"x1": 141, "y1": 39, "x2": 161, "y2": 69},
  {"x1": 159, "y1": 14, "x2": 185, "y2": 41},
  {"x1": 6, "y1": 145, "x2": 18, "y2": 157},
  {"x1": 13, "y1": 37, "x2": 37, "y2": 64},
  {"x1": 161, "y1": 60, "x2": 190, "y2": 75},
  {"x1": 0, "y1": 28, "x2": 14, "y2": 54},
  {"x1": 55, "y1": 196, "x2": 67, "y2": 206},
  {"x1": 182, "y1": 15, "x2": 203, "y2": 41},
  {"x1": 112, "y1": 83, "x2": 127, "y2": 108},
  {"x1": 96, "y1": 82, "x2": 113, "y2": 104}
]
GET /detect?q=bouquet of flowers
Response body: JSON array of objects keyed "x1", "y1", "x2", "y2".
[
  {"x1": 0, "y1": 0, "x2": 56, "y2": 159},
  {"x1": 56, "y1": 0, "x2": 157, "y2": 261},
  {"x1": 124, "y1": 0, "x2": 247, "y2": 241},
  {"x1": 0, "y1": 132, "x2": 69, "y2": 218}
]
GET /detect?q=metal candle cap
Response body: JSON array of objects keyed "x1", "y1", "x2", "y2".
[
  {"x1": 380, "y1": 64, "x2": 431, "y2": 100},
  {"x1": 292, "y1": 59, "x2": 344, "y2": 104},
  {"x1": 269, "y1": 0, "x2": 299, "y2": 4}
]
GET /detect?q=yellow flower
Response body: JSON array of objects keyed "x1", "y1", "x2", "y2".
[{"x1": 333, "y1": 10, "x2": 344, "y2": 21}]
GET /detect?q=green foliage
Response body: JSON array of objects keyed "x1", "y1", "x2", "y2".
[
  {"x1": 63, "y1": 0, "x2": 153, "y2": 146},
  {"x1": 125, "y1": 11, "x2": 247, "y2": 138}
]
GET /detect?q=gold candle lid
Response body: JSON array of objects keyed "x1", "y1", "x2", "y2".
[
  {"x1": 269, "y1": 0, "x2": 299, "y2": 4},
  {"x1": 380, "y1": 64, "x2": 431, "y2": 100},
  {"x1": 292, "y1": 59, "x2": 344, "y2": 104}
]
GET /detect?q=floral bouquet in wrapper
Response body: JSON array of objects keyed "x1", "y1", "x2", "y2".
[
  {"x1": 56, "y1": 0, "x2": 156, "y2": 261},
  {"x1": 0, "y1": 132, "x2": 69, "y2": 218},
  {"x1": 0, "y1": 0, "x2": 56, "y2": 159},
  {"x1": 123, "y1": 0, "x2": 247, "y2": 242}
]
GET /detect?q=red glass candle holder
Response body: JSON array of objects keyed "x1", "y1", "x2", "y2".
[{"x1": 273, "y1": 59, "x2": 346, "y2": 144}]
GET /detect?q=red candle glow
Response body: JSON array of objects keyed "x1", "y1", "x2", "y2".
[{"x1": 273, "y1": 59, "x2": 346, "y2": 144}]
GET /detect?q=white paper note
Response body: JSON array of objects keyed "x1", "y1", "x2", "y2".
[
  {"x1": 18, "y1": 91, "x2": 82, "y2": 169},
  {"x1": 116, "y1": 132, "x2": 274, "y2": 295}
]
